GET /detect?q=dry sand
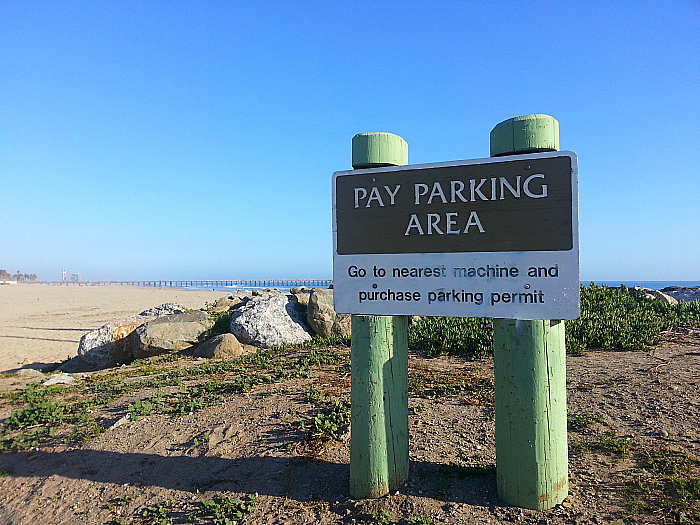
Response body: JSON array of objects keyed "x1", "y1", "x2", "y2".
[{"x1": 0, "y1": 284, "x2": 227, "y2": 372}]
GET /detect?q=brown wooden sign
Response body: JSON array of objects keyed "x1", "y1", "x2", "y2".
[
  {"x1": 335, "y1": 154, "x2": 573, "y2": 255},
  {"x1": 332, "y1": 152, "x2": 580, "y2": 319}
]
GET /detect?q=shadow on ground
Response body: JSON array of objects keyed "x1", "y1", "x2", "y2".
[{"x1": 0, "y1": 449, "x2": 497, "y2": 506}]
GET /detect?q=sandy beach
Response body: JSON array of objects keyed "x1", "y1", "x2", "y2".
[{"x1": 0, "y1": 284, "x2": 227, "y2": 372}]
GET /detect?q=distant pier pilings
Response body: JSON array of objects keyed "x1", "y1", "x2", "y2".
[{"x1": 45, "y1": 279, "x2": 333, "y2": 289}]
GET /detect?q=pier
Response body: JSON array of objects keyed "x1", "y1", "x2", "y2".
[{"x1": 46, "y1": 279, "x2": 333, "y2": 289}]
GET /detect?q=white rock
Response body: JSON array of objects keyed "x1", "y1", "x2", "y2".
[{"x1": 43, "y1": 373, "x2": 77, "y2": 386}]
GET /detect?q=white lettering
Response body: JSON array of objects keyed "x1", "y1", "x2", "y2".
[
  {"x1": 463, "y1": 211, "x2": 485, "y2": 233},
  {"x1": 366, "y1": 186, "x2": 385, "y2": 207},
  {"x1": 470, "y1": 179, "x2": 488, "y2": 201},
  {"x1": 499, "y1": 176, "x2": 521, "y2": 199},
  {"x1": 404, "y1": 214, "x2": 424, "y2": 235},
  {"x1": 451, "y1": 180, "x2": 468, "y2": 203},
  {"x1": 427, "y1": 213, "x2": 444, "y2": 235},
  {"x1": 354, "y1": 187, "x2": 367, "y2": 208},
  {"x1": 414, "y1": 183, "x2": 429, "y2": 205},
  {"x1": 384, "y1": 185, "x2": 401, "y2": 205},
  {"x1": 523, "y1": 174, "x2": 548, "y2": 198},
  {"x1": 427, "y1": 182, "x2": 448, "y2": 204},
  {"x1": 446, "y1": 212, "x2": 459, "y2": 234}
]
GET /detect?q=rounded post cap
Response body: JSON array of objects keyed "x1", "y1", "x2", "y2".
[
  {"x1": 352, "y1": 132, "x2": 408, "y2": 168},
  {"x1": 490, "y1": 114, "x2": 560, "y2": 157}
]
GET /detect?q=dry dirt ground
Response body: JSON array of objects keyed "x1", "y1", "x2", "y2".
[{"x1": 0, "y1": 331, "x2": 698, "y2": 525}]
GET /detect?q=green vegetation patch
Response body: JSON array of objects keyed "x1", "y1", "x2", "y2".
[
  {"x1": 566, "y1": 284, "x2": 700, "y2": 354},
  {"x1": 295, "y1": 395, "x2": 351, "y2": 442},
  {"x1": 620, "y1": 447, "x2": 700, "y2": 523},
  {"x1": 0, "y1": 340, "x2": 349, "y2": 453},
  {"x1": 407, "y1": 284, "x2": 700, "y2": 357},
  {"x1": 568, "y1": 429, "x2": 630, "y2": 459},
  {"x1": 190, "y1": 494, "x2": 256, "y2": 524},
  {"x1": 567, "y1": 411, "x2": 604, "y2": 431},
  {"x1": 409, "y1": 367, "x2": 493, "y2": 404},
  {"x1": 409, "y1": 317, "x2": 493, "y2": 359}
]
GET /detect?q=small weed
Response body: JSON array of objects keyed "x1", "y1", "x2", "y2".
[
  {"x1": 193, "y1": 431, "x2": 210, "y2": 447},
  {"x1": 568, "y1": 411, "x2": 604, "y2": 431},
  {"x1": 409, "y1": 517, "x2": 433, "y2": 525},
  {"x1": 19, "y1": 382, "x2": 49, "y2": 404},
  {"x1": 190, "y1": 494, "x2": 256, "y2": 524},
  {"x1": 305, "y1": 386, "x2": 324, "y2": 403},
  {"x1": 205, "y1": 310, "x2": 235, "y2": 339},
  {"x1": 3, "y1": 400, "x2": 66, "y2": 430},
  {"x1": 139, "y1": 501, "x2": 171, "y2": 525},
  {"x1": 569, "y1": 431, "x2": 630, "y2": 459},
  {"x1": 1, "y1": 425, "x2": 57, "y2": 452},
  {"x1": 311, "y1": 398, "x2": 350, "y2": 440},
  {"x1": 568, "y1": 437, "x2": 589, "y2": 457},
  {"x1": 0, "y1": 468, "x2": 12, "y2": 477},
  {"x1": 69, "y1": 418, "x2": 105, "y2": 443},
  {"x1": 127, "y1": 398, "x2": 155, "y2": 421},
  {"x1": 106, "y1": 495, "x2": 133, "y2": 508},
  {"x1": 370, "y1": 509, "x2": 390, "y2": 525},
  {"x1": 596, "y1": 431, "x2": 631, "y2": 458}
]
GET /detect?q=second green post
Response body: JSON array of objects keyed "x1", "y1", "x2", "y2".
[{"x1": 490, "y1": 115, "x2": 569, "y2": 510}]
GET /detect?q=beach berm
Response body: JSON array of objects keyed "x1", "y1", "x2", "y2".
[{"x1": 0, "y1": 284, "x2": 226, "y2": 372}]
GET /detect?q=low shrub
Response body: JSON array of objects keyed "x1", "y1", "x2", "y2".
[
  {"x1": 408, "y1": 317, "x2": 493, "y2": 359},
  {"x1": 407, "y1": 284, "x2": 700, "y2": 357},
  {"x1": 565, "y1": 284, "x2": 700, "y2": 354}
]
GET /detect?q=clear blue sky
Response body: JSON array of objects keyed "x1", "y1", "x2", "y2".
[{"x1": 1, "y1": 1, "x2": 698, "y2": 282}]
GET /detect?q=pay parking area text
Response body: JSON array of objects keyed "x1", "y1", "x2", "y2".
[{"x1": 332, "y1": 152, "x2": 580, "y2": 320}]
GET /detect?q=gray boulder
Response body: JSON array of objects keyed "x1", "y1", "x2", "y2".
[
  {"x1": 290, "y1": 290, "x2": 311, "y2": 313},
  {"x1": 307, "y1": 288, "x2": 351, "y2": 338},
  {"x1": 78, "y1": 303, "x2": 188, "y2": 369},
  {"x1": 633, "y1": 287, "x2": 679, "y2": 305},
  {"x1": 139, "y1": 303, "x2": 186, "y2": 317},
  {"x1": 230, "y1": 294, "x2": 313, "y2": 347},
  {"x1": 78, "y1": 315, "x2": 150, "y2": 369},
  {"x1": 58, "y1": 356, "x2": 96, "y2": 373},
  {"x1": 209, "y1": 296, "x2": 244, "y2": 312},
  {"x1": 661, "y1": 286, "x2": 700, "y2": 303},
  {"x1": 129, "y1": 311, "x2": 214, "y2": 359},
  {"x1": 194, "y1": 333, "x2": 253, "y2": 359}
]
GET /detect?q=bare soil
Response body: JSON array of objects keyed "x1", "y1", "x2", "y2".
[{"x1": 0, "y1": 331, "x2": 699, "y2": 525}]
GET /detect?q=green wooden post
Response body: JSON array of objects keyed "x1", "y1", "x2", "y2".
[
  {"x1": 490, "y1": 115, "x2": 569, "y2": 510},
  {"x1": 349, "y1": 132, "x2": 410, "y2": 499}
]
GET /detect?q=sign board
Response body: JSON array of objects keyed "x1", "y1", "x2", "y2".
[{"x1": 332, "y1": 151, "x2": 579, "y2": 319}]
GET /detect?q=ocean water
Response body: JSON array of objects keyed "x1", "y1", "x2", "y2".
[
  {"x1": 582, "y1": 281, "x2": 700, "y2": 290},
  {"x1": 182, "y1": 281, "x2": 700, "y2": 294},
  {"x1": 186, "y1": 284, "x2": 312, "y2": 294}
]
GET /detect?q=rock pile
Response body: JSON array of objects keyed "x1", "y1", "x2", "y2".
[
  {"x1": 660, "y1": 286, "x2": 700, "y2": 303},
  {"x1": 71, "y1": 287, "x2": 348, "y2": 370},
  {"x1": 64, "y1": 284, "x2": 700, "y2": 372}
]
